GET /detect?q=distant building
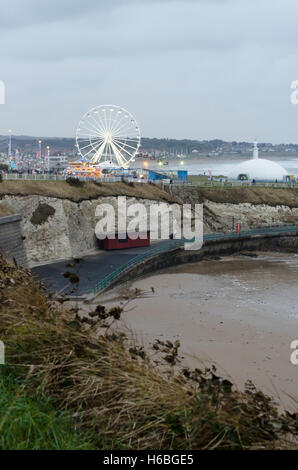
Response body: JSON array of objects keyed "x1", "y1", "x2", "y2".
[{"x1": 47, "y1": 155, "x2": 69, "y2": 172}]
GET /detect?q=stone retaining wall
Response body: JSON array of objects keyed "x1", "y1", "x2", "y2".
[{"x1": 0, "y1": 214, "x2": 27, "y2": 267}]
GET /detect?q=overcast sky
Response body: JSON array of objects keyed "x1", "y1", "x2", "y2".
[{"x1": 1, "y1": 0, "x2": 298, "y2": 143}]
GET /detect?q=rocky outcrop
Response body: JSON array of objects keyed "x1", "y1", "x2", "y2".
[{"x1": 204, "y1": 201, "x2": 298, "y2": 231}]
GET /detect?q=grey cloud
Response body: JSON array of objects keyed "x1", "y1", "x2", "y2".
[
  {"x1": 0, "y1": 0, "x2": 230, "y2": 29},
  {"x1": 0, "y1": 1, "x2": 256, "y2": 62},
  {"x1": 0, "y1": 0, "x2": 116, "y2": 29},
  {"x1": 0, "y1": 0, "x2": 298, "y2": 143}
]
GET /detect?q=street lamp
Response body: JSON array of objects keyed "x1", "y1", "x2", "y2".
[
  {"x1": 8, "y1": 129, "x2": 12, "y2": 160},
  {"x1": 38, "y1": 140, "x2": 42, "y2": 160},
  {"x1": 46, "y1": 146, "x2": 50, "y2": 173}
]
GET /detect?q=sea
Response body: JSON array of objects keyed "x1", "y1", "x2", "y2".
[{"x1": 132, "y1": 153, "x2": 298, "y2": 177}]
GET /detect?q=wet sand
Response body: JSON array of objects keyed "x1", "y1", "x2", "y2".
[{"x1": 103, "y1": 252, "x2": 298, "y2": 409}]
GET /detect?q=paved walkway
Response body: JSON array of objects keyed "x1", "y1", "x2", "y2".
[
  {"x1": 31, "y1": 241, "x2": 169, "y2": 296},
  {"x1": 32, "y1": 225, "x2": 298, "y2": 296}
]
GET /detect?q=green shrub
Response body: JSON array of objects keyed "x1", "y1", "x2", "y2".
[
  {"x1": 65, "y1": 177, "x2": 85, "y2": 187},
  {"x1": 121, "y1": 176, "x2": 134, "y2": 187}
]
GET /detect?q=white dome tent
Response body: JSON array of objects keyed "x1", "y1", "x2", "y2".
[{"x1": 228, "y1": 141, "x2": 288, "y2": 182}]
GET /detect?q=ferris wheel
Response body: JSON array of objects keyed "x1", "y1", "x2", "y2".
[{"x1": 76, "y1": 105, "x2": 141, "y2": 168}]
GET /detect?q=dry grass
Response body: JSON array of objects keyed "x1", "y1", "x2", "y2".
[
  {"x1": 0, "y1": 180, "x2": 176, "y2": 203},
  {"x1": 1, "y1": 181, "x2": 298, "y2": 209},
  {"x1": 196, "y1": 187, "x2": 298, "y2": 208},
  {"x1": 0, "y1": 256, "x2": 297, "y2": 450}
]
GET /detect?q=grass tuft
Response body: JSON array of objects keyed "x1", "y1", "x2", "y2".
[{"x1": 0, "y1": 372, "x2": 94, "y2": 450}]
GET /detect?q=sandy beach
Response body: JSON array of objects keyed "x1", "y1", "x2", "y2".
[{"x1": 102, "y1": 252, "x2": 298, "y2": 410}]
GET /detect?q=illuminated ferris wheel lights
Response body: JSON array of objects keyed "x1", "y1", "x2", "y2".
[{"x1": 76, "y1": 104, "x2": 141, "y2": 168}]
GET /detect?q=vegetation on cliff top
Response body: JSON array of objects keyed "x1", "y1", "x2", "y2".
[
  {"x1": 196, "y1": 187, "x2": 298, "y2": 208},
  {"x1": 0, "y1": 256, "x2": 297, "y2": 450},
  {"x1": 0, "y1": 180, "x2": 176, "y2": 203},
  {"x1": 0, "y1": 180, "x2": 298, "y2": 208}
]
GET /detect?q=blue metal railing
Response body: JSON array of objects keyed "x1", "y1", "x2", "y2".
[{"x1": 93, "y1": 225, "x2": 298, "y2": 295}]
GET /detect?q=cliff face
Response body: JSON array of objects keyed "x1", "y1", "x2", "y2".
[
  {"x1": 1, "y1": 195, "x2": 178, "y2": 266},
  {"x1": 164, "y1": 185, "x2": 298, "y2": 232},
  {"x1": 1, "y1": 189, "x2": 298, "y2": 266},
  {"x1": 204, "y1": 201, "x2": 298, "y2": 232}
]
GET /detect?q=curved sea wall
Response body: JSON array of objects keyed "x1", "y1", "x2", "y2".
[{"x1": 98, "y1": 234, "x2": 298, "y2": 294}]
